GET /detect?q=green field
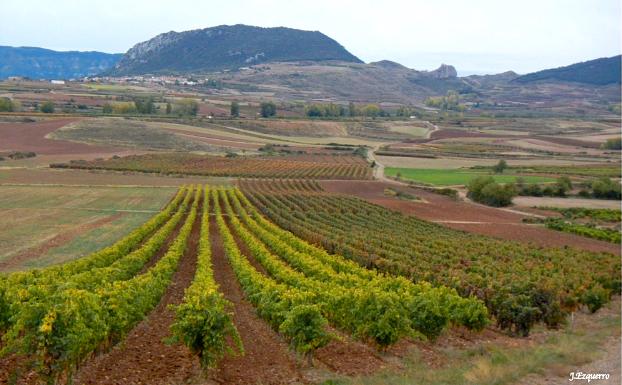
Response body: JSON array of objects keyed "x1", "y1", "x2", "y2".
[
  {"x1": 0, "y1": 184, "x2": 175, "y2": 271},
  {"x1": 384, "y1": 167, "x2": 556, "y2": 186}
]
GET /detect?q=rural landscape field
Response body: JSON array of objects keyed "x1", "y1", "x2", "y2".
[{"x1": 0, "y1": 1, "x2": 620, "y2": 384}]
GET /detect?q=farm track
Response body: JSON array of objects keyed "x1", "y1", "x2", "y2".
[
  {"x1": 222, "y1": 214, "x2": 388, "y2": 377},
  {"x1": 72, "y1": 198, "x2": 203, "y2": 385},
  {"x1": 208, "y1": 213, "x2": 305, "y2": 385}
]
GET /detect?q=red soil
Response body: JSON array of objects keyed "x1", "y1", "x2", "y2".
[
  {"x1": 73, "y1": 203, "x2": 201, "y2": 385},
  {"x1": 320, "y1": 180, "x2": 620, "y2": 255},
  {"x1": 0, "y1": 118, "x2": 117, "y2": 155},
  {"x1": 208, "y1": 215, "x2": 305, "y2": 385},
  {"x1": 224, "y1": 216, "x2": 388, "y2": 377}
]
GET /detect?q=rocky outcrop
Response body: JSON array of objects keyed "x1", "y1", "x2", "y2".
[{"x1": 427, "y1": 64, "x2": 458, "y2": 79}]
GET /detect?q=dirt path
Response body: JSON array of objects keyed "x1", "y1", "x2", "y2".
[
  {"x1": 0, "y1": 212, "x2": 125, "y2": 271},
  {"x1": 72, "y1": 203, "x2": 202, "y2": 385},
  {"x1": 207, "y1": 214, "x2": 305, "y2": 385}
]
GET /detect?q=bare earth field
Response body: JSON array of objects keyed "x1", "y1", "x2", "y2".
[
  {"x1": 0, "y1": 118, "x2": 116, "y2": 155},
  {"x1": 320, "y1": 180, "x2": 620, "y2": 254}
]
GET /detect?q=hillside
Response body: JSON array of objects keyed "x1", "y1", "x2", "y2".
[
  {"x1": 513, "y1": 55, "x2": 621, "y2": 85},
  {"x1": 111, "y1": 24, "x2": 362, "y2": 75},
  {"x1": 0, "y1": 46, "x2": 122, "y2": 79}
]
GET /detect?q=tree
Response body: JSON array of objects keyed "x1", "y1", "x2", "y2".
[
  {"x1": 0, "y1": 97, "x2": 19, "y2": 112},
  {"x1": 348, "y1": 102, "x2": 357, "y2": 117},
  {"x1": 493, "y1": 159, "x2": 508, "y2": 174},
  {"x1": 176, "y1": 99, "x2": 199, "y2": 116},
  {"x1": 361, "y1": 104, "x2": 381, "y2": 117},
  {"x1": 40, "y1": 101, "x2": 55, "y2": 113},
  {"x1": 230, "y1": 101, "x2": 240, "y2": 117},
  {"x1": 134, "y1": 97, "x2": 156, "y2": 114},
  {"x1": 102, "y1": 103, "x2": 113, "y2": 114},
  {"x1": 260, "y1": 102, "x2": 277, "y2": 118}
]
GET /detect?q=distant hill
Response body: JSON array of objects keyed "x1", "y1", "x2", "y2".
[
  {"x1": 0, "y1": 46, "x2": 122, "y2": 79},
  {"x1": 111, "y1": 24, "x2": 363, "y2": 75},
  {"x1": 513, "y1": 55, "x2": 621, "y2": 85}
]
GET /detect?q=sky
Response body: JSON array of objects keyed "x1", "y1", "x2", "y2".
[{"x1": 1, "y1": 0, "x2": 620, "y2": 75}]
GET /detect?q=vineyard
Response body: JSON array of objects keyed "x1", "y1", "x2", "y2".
[
  {"x1": 0, "y1": 183, "x2": 495, "y2": 383},
  {"x1": 52, "y1": 153, "x2": 373, "y2": 180},
  {"x1": 239, "y1": 179, "x2": 621, "y2": 336}
]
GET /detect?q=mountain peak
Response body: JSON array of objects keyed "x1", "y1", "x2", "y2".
[{"x1": 111, "y1": 24, "x2": 362, "y2": 75}]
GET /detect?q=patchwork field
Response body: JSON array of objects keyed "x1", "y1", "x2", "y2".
[{"x1": 0, "y1": 78, "x2": 619, "y2": 385}]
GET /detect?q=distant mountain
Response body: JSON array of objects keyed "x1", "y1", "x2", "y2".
[
  {"x1": 110, "y1": 24, "x2": 362, "y2": 75},
  {"x1": 0, "y1": 46, "x2": 122, "y2": 79},
  {"x1": 513, "y1": 55, "x2": 621, "y2": 85}
]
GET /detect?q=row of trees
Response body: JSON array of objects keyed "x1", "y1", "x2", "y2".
[
  {"x1": 102, "y1": 98, "x2": 198, "y2": 116},
  {"x1": 425, "y1": 90, "x2": 466, "y2": 112},
  {"x1": 302, "y1": 102, "x2": 391, "y2": 118}
]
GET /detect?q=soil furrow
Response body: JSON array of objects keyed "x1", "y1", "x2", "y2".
[
  {"x1": 72, "y1": 199, "x2": 202, "y2": 385},
  {"x1": 222, "y1": 208, "x2": 388, "y2": 377},
  {"x1": 207, "y1": 212, "x2": 304, "y2": 385}
]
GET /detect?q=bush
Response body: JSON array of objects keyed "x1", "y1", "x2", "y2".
[
  {"x1": 7, "y1": 151, "x2": 36, "y2": 159},
  {"x1": 602, "y1": 138, "x2": 621, "y2": 150},
  {"x1": 591, "y1": 178, "x2": 621, "y2": 200},
  {"x1": 279, "y1": 304, "x2": 331, "y2": 356},
  {"x1": 582, "y1": 284, "x2": 610, "y2": 313},
  {"x1": 40, "y1": 101, "x2": 55, "y2": 113},
  {"x1": 467, "y1": 176, "x2": 516, "y2": 207}
]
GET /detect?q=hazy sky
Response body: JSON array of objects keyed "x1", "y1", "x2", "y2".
[{"x1": 1, "y1": 0, "x2": 620, "y2": 75}]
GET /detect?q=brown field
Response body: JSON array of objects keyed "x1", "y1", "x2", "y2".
[{"x1": 0, "y1": 118, "x2": 117, "y2": 155}]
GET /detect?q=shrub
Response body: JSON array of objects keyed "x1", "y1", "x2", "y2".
[
  {"x1": 591, "y1": 178, "x2": 621, "y2": 200},
  {"x1": 467, "y1": 176, "x2": 516, "y2": 207},
  {"x1": 278, "y1": 304, "x2": 331, "y2": 356},
  {"x1": 582, "y1": 284, "x2": 610, "y2": 313},
  {"x1": 602, "y1": 138, "x2": 621, "y2": 150},
  {"x1": 40, "y1": 101, "x2": 55, "y2": 113}
]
